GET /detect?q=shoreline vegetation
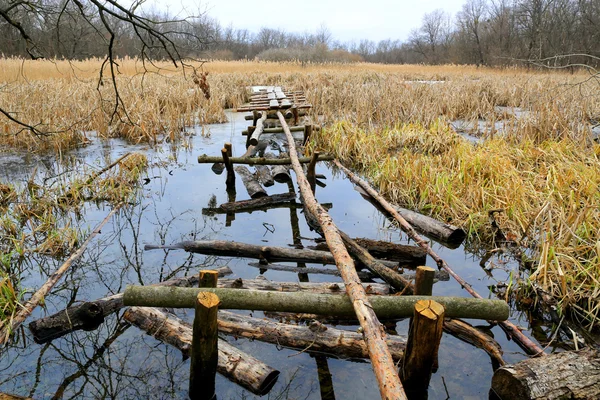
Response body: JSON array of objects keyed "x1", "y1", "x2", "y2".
[{"x1": 1, "y1": 58, "x2": 599, "y2": 330}]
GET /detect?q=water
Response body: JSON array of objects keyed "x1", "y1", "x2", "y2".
[{"x1": 0, "y1": 111, "x2": 550, "y2": 399}]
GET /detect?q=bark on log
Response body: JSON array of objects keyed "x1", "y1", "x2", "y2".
[
  {"x1": 312, "y1": 237, "x2": 426, "y2": 264},
  {"x1": 242, "y1": 126, "x2": 305, "y2": 135},
  {"x1": 334, "y1": 159, "x2": 544, "y2": 356},
  {"x1": 339, "y1": 231, "x2": 415, "y2": 293},
  {"x1": 123, "y1": 286, "x2": 510, "y2": 321},
  {"x1": 248, "y1": 261, "x2": 377, "y2": 280},
  {"x1": 491, "y1": 348, "x2": 600, "y2": 399},
  {"x1": 248, "y1": 110, "x2": 268, "y2": 146},
  {"x1": 123, "y1": 307, "x2": 280, "y2": 395},
  {"x1": 401, "y1": 300, "x2": 445, "y2": 392},
  {"x1": 198, "y1": 154, "x2": 334, "y2": 165},
  {"x1": 235, "y1": 166, "x2": 267, "y2": 199},
  {"x1": 0, "y1": 205, "x2": 122, "y2": 345},
  {"x1": 145, "y1": 240, "x2": 402, "y2": 269},
  {"x1": 28, "y1": 266, "x2": 232, "y2": 343},
  {"x1": 213, "y1": 193, "x2": 296, "y2": 213},
  {"x1": 218, "y1": 310, "x2": 406, "y2": 361}
]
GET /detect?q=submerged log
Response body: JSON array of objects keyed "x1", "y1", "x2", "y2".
[
  {"x1": 198, "y1": 154, "x2": 334, "y2": 165},
  {"x1": 28, "y1": 266, "x2": 232, "y2": 343},
  {"x1": 145, "y1": 240, "x2": 402, "y2": 269},
  {"x1": 235, "y1": 166, "x2": 267, "y2": 199},
  {"x1": 212, "y1": 192, "x2": 296, "y2": 213},
  {"x1": 491, "y1": 348, "x2": 600, "y2": 399},
  {"x1": 218, "y1": 310, "x2": 406, "y2": 361},
  {"x1": 255, "y1": 164, "x2": 275, "y2": 187},
  {"x1": 248, "y1": 109, "x2": 268, "y2": 146},
  {"x1": 271, "y1": 152, "x2": 292, "y2": 182},
  {"x1": 124, "y1": 307, "x2": 280, "y2": 396},
  {"x1": 248, "y1": 261, "x2": 377, "y2": 280},
  {"x1": 123, "y1": 286, "x2": 510, "y2": 321},
  {"x1": 312, "y1": 237, "x2": 426, "y2": 264}
]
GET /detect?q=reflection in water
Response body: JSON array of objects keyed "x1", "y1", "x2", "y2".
[{"x1": 0, "y1": 111, "x2": 577, "y2": 399}]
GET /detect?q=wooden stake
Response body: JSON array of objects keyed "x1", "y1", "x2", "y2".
[
  {"x1": 307, "y1": 151, "x2": 320, "y2": 194},
  {"x1": 249, "y1": 112, "x2": 268, "y2": 146},
  {"x1": 415, "y1": 266, "x2": 435, "y2": 296},
  {"x1": 199, "y1": 270, "x2": 219, "y2": 288},
  {"x1": 221, "y1": 147, "x2": 235, "y2": 188},
  {"x1": 402, "y1": 300, "x2": 445, "y2": 392},
  {"x1": 224, "y1": 142, "x2": 232, "y2": 158},
  {"x1": 303, "y1": 124, "x2": 313, "y2": 145},
  {"x1": 190, "y1": 292, "x2": 220, "y2": 400}
]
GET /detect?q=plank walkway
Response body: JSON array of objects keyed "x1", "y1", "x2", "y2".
[{"x1": 235, "y1": 87, "x2": 312, "y2": 112}]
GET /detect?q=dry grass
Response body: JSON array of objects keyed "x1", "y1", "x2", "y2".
[{"x1": 2, "y1": 58, "x2": 600, "y2": 328}]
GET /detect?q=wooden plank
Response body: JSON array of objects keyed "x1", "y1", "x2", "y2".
[
  {"x1": 267, "y1": 92, "x2": 276, "y2": 99},
  {"x1": 269, "y1": 100, "x2": 279, "y2": 108}
]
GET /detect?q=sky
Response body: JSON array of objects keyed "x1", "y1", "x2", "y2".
[{"x1": 168, "y1": 0, "x2": 467, "y2": 43}]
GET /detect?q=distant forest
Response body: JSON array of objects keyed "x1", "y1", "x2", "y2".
[{"x1": 1, "y1": 0, "x2": 599, "y2": 67}]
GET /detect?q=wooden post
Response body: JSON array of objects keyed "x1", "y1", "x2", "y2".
[
  {"x1": 224, "y1": 142, "x2": 232, "y2": 158},
  {"x1": 303, "y1": 124, "x2": 313, "y2": 145},
  {"x1": 307, "y1": 151, "x2": 320, "y2": 194},
  {"x1": 190, "y1": 292, "x2": 220, "y2": 400},
  {"x1": 199, "y1": 270, "x2": 218, "y2": 289},
  {"x1": 401, "y1": 300, "x2": 445, "y2": 394},
  {"x1": 415, "y1": 266, "x2": 435, "y2": 296},
  {"x1": 291, "y1": 106, "x2": 299, "y2": 125},
  {"x1": 222, "y1": 147, "x2": 235, "y2": 189},
  {"x1": 246, "y1": 126, "x2": 255, "y2": 148}
]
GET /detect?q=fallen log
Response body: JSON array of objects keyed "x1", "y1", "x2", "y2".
[
  {"x1": 28, "y1": 266, "x2": 232, "y2": 344},
  {"x1": 334, "y1": 159, "x2": 544, "y2": 355},
  {"x1": 124, "y1": 307, "x2": 280, "y2": 396},
  {"x1": 145, "y1": 240, "x2": 403, "y2": 269},
  {"x1": 218, "y1": 310, "x2": 406, "y2": 361},
  {"x1": 354, "y1": 185, "x2": 466, "y2": 247},
  {"x1": 0, "y1": 205, "x2": 123, "y2": 345},
  {"x1": 248, "y1": 110, "x2": 268, "y2": 146},
  {"x1": 242, "y1": 126, "x2": 306, "y2": 135},
  {"x1": 339, "y1": 232, "x2": 415, "y2": 293},
  {"x1": 311, "y1": 237, "x2": 426, "y2": 264},
  {"x1": 271, "y1": 152, "x2": 292, "y2": 182},
  {"x1": 210, "y1": 192, "x2": 296, "y2": 213},
  {"x1": 255, "y1": 164, "x2": 274, "y2": 187},
  {"x1": 202, "y1": 200, "x2": 333, "y2": 216},
  {"x1": 198, "y1": 154, "x2": 334, "y2": 165},
  {"x1": 235, "y1": 166, "x2": 267, "y2": 199},
  {"x1": 491, "y1": 348, "x2": 600, "y2": 399},
  {"x1": 248, "y1": 262, "x2": 377, "y2": 280},
  {"x1": 218, "y1": 277, "x2": 390, "y2": 295},
  {"x1": 123, "y1": 286, "x2": 510, "y2": 321}
]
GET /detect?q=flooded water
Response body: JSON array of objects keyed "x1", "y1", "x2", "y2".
[{"x1": 0, "y1": 111, "x2": 551, "y2": 399}]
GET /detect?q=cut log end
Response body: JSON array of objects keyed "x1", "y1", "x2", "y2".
[
  {"x1": 415, "y1": 300, "x2": 445, "y2": 320},
  {"x1": 197, "y1": 292, "x2": 220, "y2": 308}
]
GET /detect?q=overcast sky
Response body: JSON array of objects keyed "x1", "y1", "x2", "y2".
[{"x1": 168, "y1": 0, "x2": 467, "y2": 43}]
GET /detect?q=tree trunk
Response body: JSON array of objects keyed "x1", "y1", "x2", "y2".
[
  {"x1": 123, "y1": 286, "x2": 510, "y2": 321},
  {"x1": 218, "y1": 192, "x2": 295, "y2": 212},
  {"x1": 124, "y1": 307, "x2": 280, "y2": 396},
  {"x1": 217, "y1": 310, "x2": 406, "y2": 361},
  {"x1": 235, "y1": 166, "x2": 267, "y2": 199},
  {"x1": 198, "y1": 154, "x2": 334, "y2": 165},
  {"x1": 248, "y1": 109, "x2": 268, "y2": 146},
  {"x1": 312, "y1": 237, "x2": 426, "y2": 264},
  {"x1": 28, "y1": 266, "x2": 232, "y2": 344},
  {"x1": 442, "y1": 318, "x2": 504, "y2": 367},
  {"x1": 145, "y1": 240, "x2": 402, "y2": 269},
  {"x1": 491, "y1": 348, "x2": 600, "y2": 399}
]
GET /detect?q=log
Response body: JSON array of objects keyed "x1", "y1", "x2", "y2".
[
  {"x1": 190, "y1": 292, "x2": 219, "y2": 400},
  {"x1": 248, "y1": 110, "x2": 268, "y2": 146},
  {"x1": 339, "y1": 231, "x2": 415, "y2": 293},
  {"x1": 198, "y1": 154, "x2": 334, "y2": 165},
  {"x1": 442, "y1": 318, "x2": 504, "y2": 366},
  {"x1": 491, "y1": 348, "x2": 600, "y2": 399},
  {"x1": 124, "y1": 307, "x2": 279, "y2": 395},
  {"x1": 145, "y1": 240, "x2": 402, "y2": 269},
  {"x1": 235, "y1": 166, "x2": 267, "y2": 199},
  {"x1": 218, "y1": 277, "x2": 391, "y2": 295},
  {"x1": 0, "y1": 205, "x2": 123, "y2": 345},
  {"x1": 218, "y1": 310, "x2": 406, "y2": 361},
  {"x1": 334, "y1": 159, "x2": 545, "y2": 355},
  {"x1": 28, "y1": 266, "x2": 232, "y2": 343},
  {"x1": 255, "y1": 164, "x2": 275, "y2": 187},
  {"x1": 123, "y1": 286, "x2": 510, "y2": 321},
  {"x1": 213, "y1": 192, "x2": 296, "y2": 213},
  {"x1": 414, "y1": 266, "x2": 435, "y2": 295},
  {"x1": 248, "y1": 261, "x2": 377, "y2": 280},
  {"x1": 401, "y1": 300, "x2": 445, "y2": 392},
  {"x1": 312, "y1": 237, "x2": 426, "y2": 264},
  {"x1": 271, "y1": 152, "x2": 292, "y2": 183},
  {"x1": 242, "y1": 126, "x2": 305, "y2": 135},
  {"x1": 307, "y1": 151, "x2": 320, "y2": 194}
]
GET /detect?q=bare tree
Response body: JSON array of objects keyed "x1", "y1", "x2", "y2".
[{"x1": 0, "y1": 0, "x2": 211, "y2": 136}]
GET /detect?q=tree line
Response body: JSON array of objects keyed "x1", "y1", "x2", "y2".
[{"x1": 1, "y1": 0, "x2": 599, "y2": 67}]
